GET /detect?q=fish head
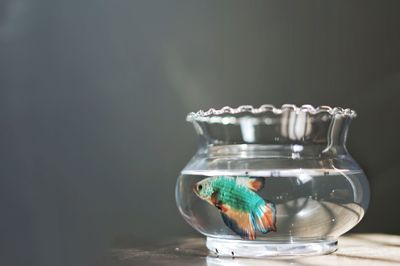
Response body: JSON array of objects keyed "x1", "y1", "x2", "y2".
[{"x1": 193, "y1": 178, "x2": 214, "y2": 201}]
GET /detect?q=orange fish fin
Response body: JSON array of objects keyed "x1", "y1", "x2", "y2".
[
  {"x1": 236, "y1": 176, "x2": 265, "y2": 191},
  {"x1": 221, "y1": 207, "x2": 256, "y2": 240},
  {"x1": 210, "y1": 190, "x2": 228, "y2": 212},
  {"x1": 253, "y1": 200, "x2": 277, "y2": 233},
  {"x1": 210, "y1": 191, "x2": 219, "y2": 205},
  {"x1": 211, "y1": 190, "x2": 221, "y2": 207}
]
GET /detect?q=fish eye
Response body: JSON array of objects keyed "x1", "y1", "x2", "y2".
[{"x1": 198, "y1": 184, "x2": 203, "y2": 191}]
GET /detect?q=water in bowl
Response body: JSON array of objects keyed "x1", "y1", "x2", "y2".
[{"x1": 176, "y1": 169, "x2": 368, "y2": 243}]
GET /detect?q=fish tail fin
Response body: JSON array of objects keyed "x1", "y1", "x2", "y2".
[
  {"x1": 221, "y1": 208, "x2": 256, "y2": 240},
  {"x1": 252, "y1": 200, "x2": 277, "y2": 233}
]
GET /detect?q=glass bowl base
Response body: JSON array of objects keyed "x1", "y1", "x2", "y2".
[{"x1": 206, "y1": 237, "x2": 338, "y2": 257}]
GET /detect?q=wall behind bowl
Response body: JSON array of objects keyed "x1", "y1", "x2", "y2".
[{"x1": 1, "y1": 0, "x2": 399, "y2": 265}]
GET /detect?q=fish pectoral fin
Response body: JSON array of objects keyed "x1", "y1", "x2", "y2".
[
  {"x1": 210, "y1": 190, "x2": 221, "y2": 207},
  {"x1": 252, "y1": 200, "x2": 277, "y2": 233},
  {"x1": 237, "y1": 176, "x2": 265, "y2": 191},
  {"x1": 211, "y1": 190, "x2": 228, "y2": 212},
  {"x1": 221, "y1": 208, "x2": 256, "y2": 240}
]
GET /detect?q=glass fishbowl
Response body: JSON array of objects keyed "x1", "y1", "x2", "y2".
[{"x1": 175, "y1": 104, "x2": 369, "y2": 257}]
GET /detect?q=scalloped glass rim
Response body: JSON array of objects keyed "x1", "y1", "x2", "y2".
[{"x1": 186, "y1": 104, "x2": 357, "y2": 123}]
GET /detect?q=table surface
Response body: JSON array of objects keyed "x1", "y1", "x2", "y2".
[{"x1": 98, "y1": 234, "x2": 400, "y2": 266}]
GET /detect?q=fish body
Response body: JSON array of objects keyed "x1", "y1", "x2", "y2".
[{"x1": 194, "y1": 176, "x2": 276, "y2": 240}]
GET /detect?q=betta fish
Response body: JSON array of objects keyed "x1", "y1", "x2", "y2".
[{"x1": 194, "y1": 176, "x2": 276, "y2": 240}]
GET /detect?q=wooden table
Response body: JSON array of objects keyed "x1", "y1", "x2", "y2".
[{"x1": 98, "y1": 234, "x2": 400, "y2": 266}]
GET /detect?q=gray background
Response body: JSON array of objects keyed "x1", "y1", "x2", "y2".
[{"x1": 1, "y1": 0, "x2": 399, "y2": 265}]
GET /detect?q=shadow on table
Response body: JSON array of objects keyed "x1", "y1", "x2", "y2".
[{"x1": 96, "y1": 235, "x2": 400, "y2": 266}]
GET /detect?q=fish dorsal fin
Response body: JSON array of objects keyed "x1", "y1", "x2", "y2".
[{"x1": 236, "y1": 176, "x2": 265, "y2": 191}]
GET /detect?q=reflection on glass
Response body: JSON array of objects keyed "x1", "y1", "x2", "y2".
[{"x1": 176, "y1": 105, "x2": 370, "y2": 257}]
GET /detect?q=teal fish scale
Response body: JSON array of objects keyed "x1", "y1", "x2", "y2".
[{"x1": 212, "y1": 177, "x2": 262, "y2": 212}]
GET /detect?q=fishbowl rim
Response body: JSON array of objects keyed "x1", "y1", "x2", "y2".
[{"x1": 186, "y1": 104, "x2": 357, "y2": 123}]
